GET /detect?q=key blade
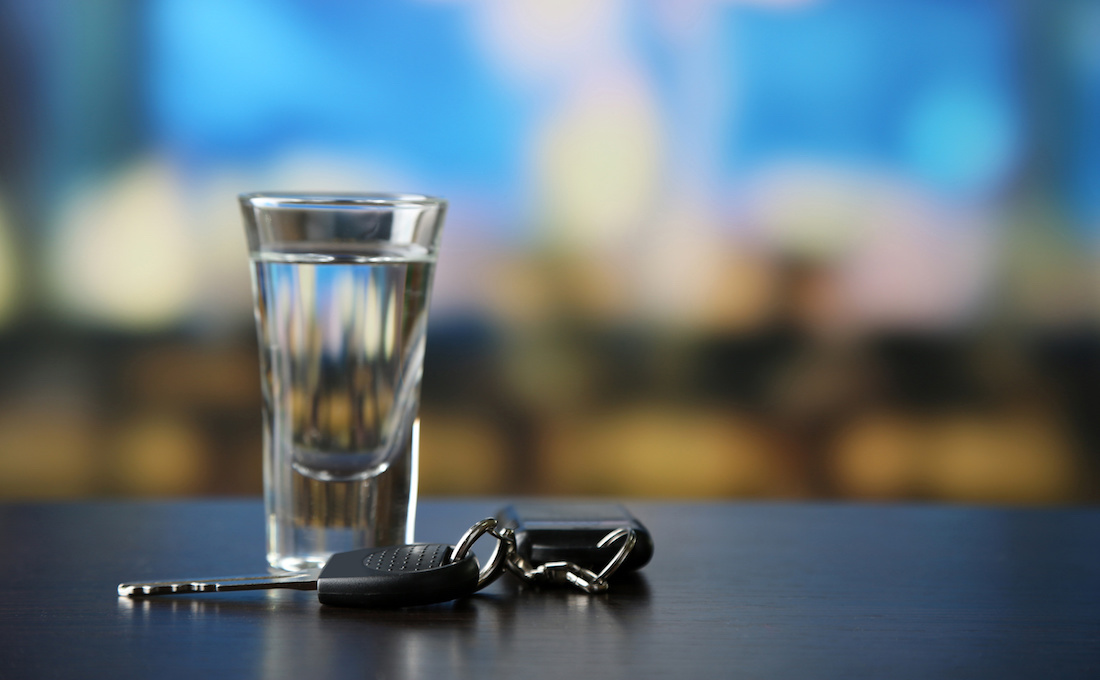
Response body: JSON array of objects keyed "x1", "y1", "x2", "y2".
[{"x1": 118, "y1": 572, "x2": 318, "y2": 597}]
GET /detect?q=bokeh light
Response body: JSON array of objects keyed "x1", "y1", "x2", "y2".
[{"x1": 0, "y1": 0, "x2": 1098, "y2": 503}]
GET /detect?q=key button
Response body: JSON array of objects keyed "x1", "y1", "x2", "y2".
[{"x1": 362, "y1": 544, "x2": 450, "y2": 572}]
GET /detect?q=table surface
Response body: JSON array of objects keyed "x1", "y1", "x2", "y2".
[{"x1": 1, "y1": 499, "x2": 1098, "y2": 679}]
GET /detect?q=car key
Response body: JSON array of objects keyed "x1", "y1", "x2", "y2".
[{"x1": 118, "y1": 519, "x2": 506, "y2": 608}]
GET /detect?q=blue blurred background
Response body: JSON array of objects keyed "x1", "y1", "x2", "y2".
[{"x1": 0, "y1": 0, "x2": 1098, "y2": 502}]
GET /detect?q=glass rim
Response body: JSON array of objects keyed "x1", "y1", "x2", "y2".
[{"x1": 240, "y1": 192, "x2": 446, "y2": 210}]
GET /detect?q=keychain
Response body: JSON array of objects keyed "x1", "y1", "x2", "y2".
[
  {"x1": 119, "y1": 504, "x2": 652, "y2": 608},
  {"x1": 494, "y1": 502, "x2": 653, "y2": 592}
]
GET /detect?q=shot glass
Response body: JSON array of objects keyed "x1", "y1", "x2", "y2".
[{"x1": 239, "y1": 193, "x2": 446, "y2": 572}]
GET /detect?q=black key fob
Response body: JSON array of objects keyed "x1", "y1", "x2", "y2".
[
  {"x1": 495, "y1": 503, "x2": 654, "y2": 576},
  {"x1": 316, "y1": 543, "x2": 480, "y2": 608}
]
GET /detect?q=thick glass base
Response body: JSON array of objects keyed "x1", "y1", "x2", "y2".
[{"x1": 265, "y1": 420, "x2": 418, "y2": 572}]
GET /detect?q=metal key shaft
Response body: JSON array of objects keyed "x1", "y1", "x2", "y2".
[{"x1": 119, "y1": 571, "x2": 318, "y2": 597}]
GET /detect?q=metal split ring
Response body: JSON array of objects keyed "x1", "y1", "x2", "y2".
[
  {"x1": 449, "y1": 518, "x2": 508, "y2": 590},
  {"x1": 592, "y1": 527, "x2": 637, "y2": 585}
]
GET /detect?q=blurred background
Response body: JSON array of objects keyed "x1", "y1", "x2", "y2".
[{"x1": 0, "y1": 0, "x2": 1098, "y2": 503}]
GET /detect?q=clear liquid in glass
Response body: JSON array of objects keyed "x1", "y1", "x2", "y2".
[{"x1": 251, "y1": 246, "x2": 434, "y2": 571}]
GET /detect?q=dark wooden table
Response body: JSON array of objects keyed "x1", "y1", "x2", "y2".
[{"x1": 1, "y1": 499, "x2": 1098, "y2": 679}]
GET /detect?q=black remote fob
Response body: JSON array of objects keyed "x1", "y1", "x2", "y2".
[{"x1": 495, "y1": 502, "x2": 654, "y2": 576}]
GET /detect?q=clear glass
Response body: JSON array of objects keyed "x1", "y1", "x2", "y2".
[{"x1": 239, "y1": 192, "x2": 446, "y2": 571}]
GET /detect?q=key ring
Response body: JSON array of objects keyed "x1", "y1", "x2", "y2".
[
  {"x1": 450, "y1": 518, "x2": 508, "y2": 590},
  {"x1": 592, "y1": 527, "x2": 637, "y2": 585}
]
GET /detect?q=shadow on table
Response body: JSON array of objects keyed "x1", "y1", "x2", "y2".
[{"x1": 117, "y1": 574, "x2": 652, "y2": 676}]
